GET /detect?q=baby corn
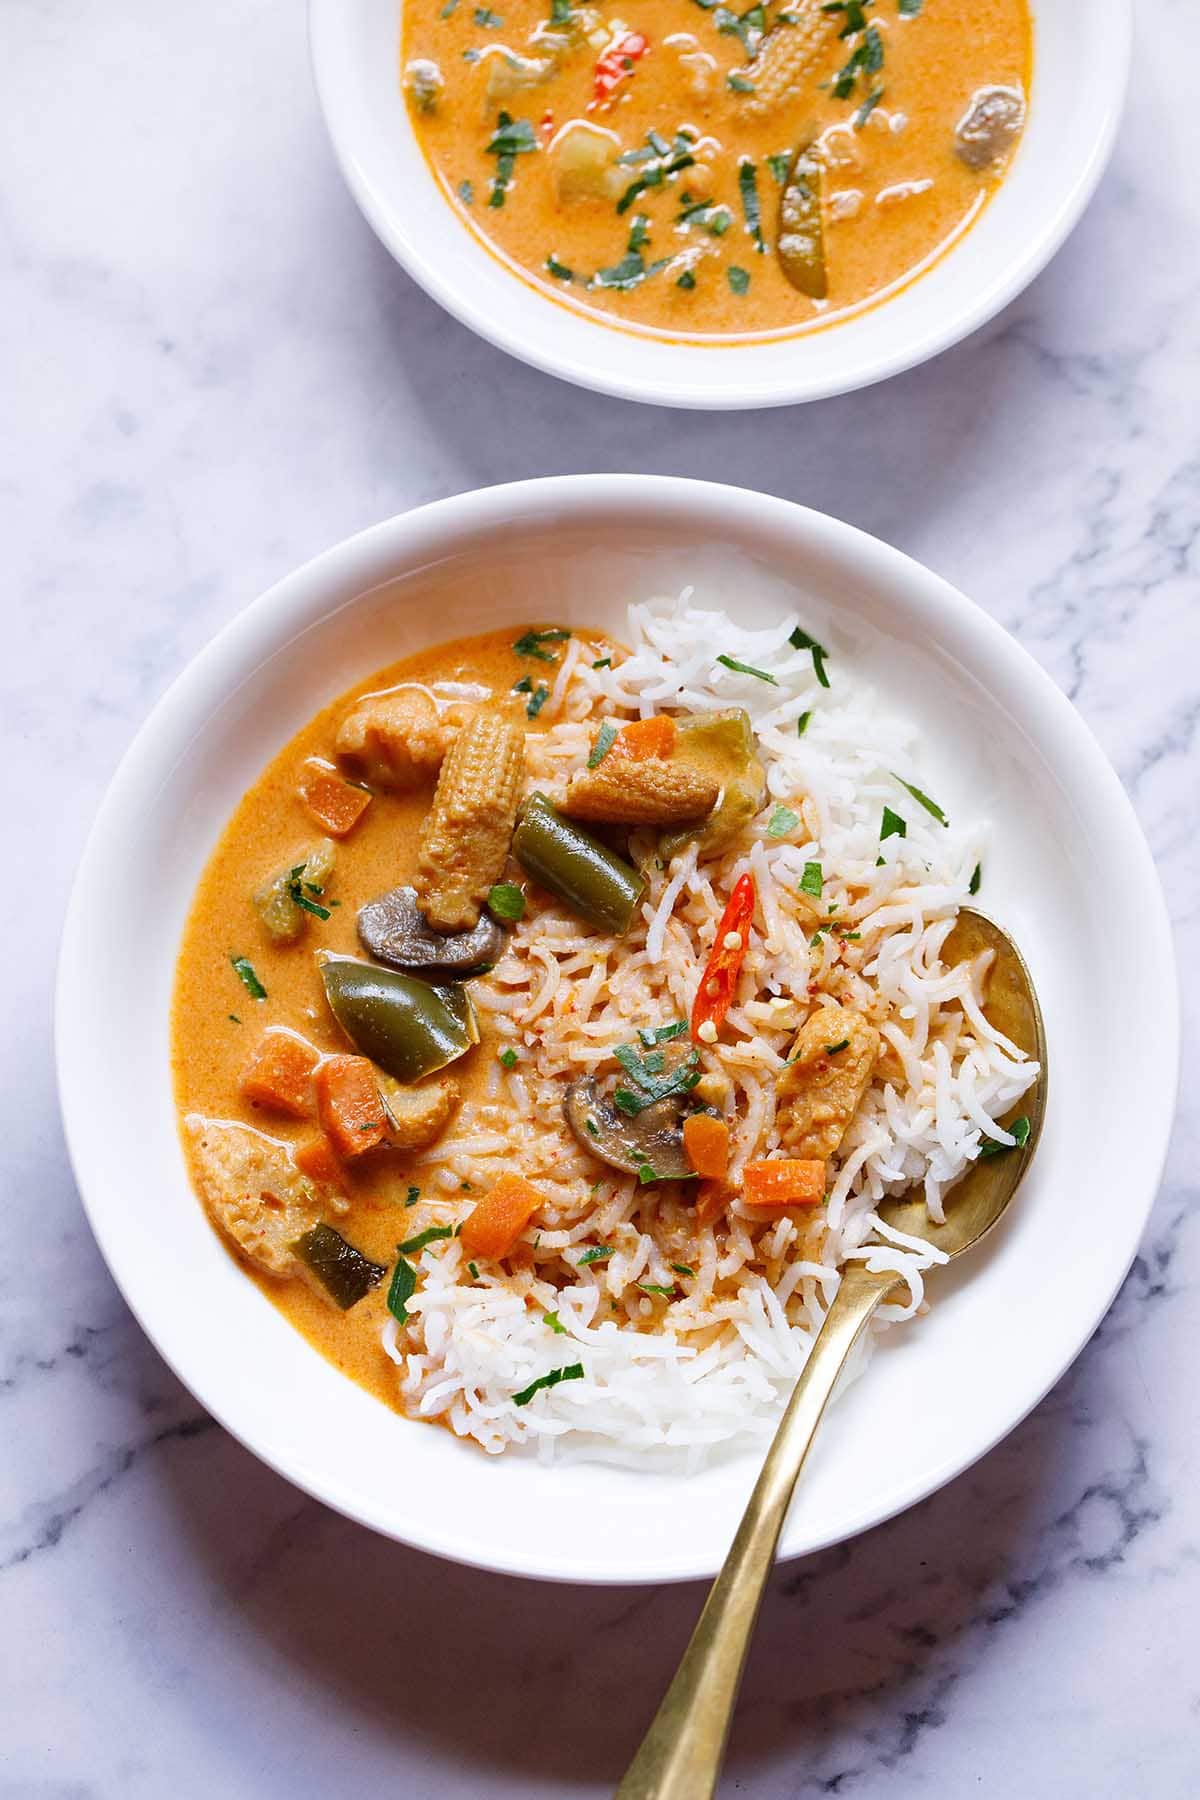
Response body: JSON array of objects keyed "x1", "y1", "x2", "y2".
[
  {"x1": 736, "y1": 5, "x2": 837, "y2": 119},
  {"x1": 414, "y1": 710, "x2": 525, "y2": 930}
]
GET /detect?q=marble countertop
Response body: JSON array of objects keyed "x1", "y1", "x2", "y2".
[{"x1": 4, "y1": 2, "x2": 1196, "y2": 1794}]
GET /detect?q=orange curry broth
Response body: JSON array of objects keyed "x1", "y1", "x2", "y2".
[
  {"x1": 172, "y1": 626, "x2": 616, "y2": 1413},
  {"x1": 401, "y1": 0, "x2": 1032, "y2": 340}
]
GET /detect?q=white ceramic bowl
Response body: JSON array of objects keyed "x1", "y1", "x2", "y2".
[
  {"x1": 57, "y1": 477, "x2": 1176, "y2": 1583},
  {"x1": 309, "y1": 1, "x2": 1131, "y2": 408}
]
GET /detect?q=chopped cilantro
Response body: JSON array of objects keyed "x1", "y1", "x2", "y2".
[
  {"x1": 892, "y1": 772, "x2": 948, "y2": 826},
  {"x1": 498, "y1": 1046, "x2": 519, "y2": 1069},
  {"x1": 526, "y1": 682, "x2": 550, "y2": 719},
  {"x1": 545, "y1": 253, "x2": 573, "y2": 281},
  {"x1": 676, "y1": 269, "x2": 697, "y2": 290},
  {"x1": 512, "y1": 1363, "x2": 585, "y2": 1405},
  {"x1": 544, "y1": 1309, "x2": 566, "y2": 1333},
  {"x1": 880, "y1": 805, "x2": 907, "y2": 841},
  {"x1": 727, "y1": 71, "x2": 755, "y2": 93},
  {"x1": 979, "y1": 1116, "x2": 1032, "y2": 1158},
  {"x1": 767, "y1": 151, "x2": 792, "y2": 183},
  {"x1": 825, "y1": 1038, "x2": 850, "y2": 1055},
  {"x1": 458, "y1": 179, "x2": 474, "y2": 206},
  {"x1": 637, "y1": 1282, "x2": 676, "y2": 1297},
  {"x1": 486, "y1": 112, "x2": 539, "y2": 208},
  {"x1": 969, "y1": 862, "x2": 982, "y2": 896},
  {"x1": 796, "y1": 710, "x2": 812, "y2": 737},
  {"x1": 577, "y1": 1245, "x2": 615, "y2": 1264},
  {"x1": 592, "y1": 656, "x2": 612, "y2": 669},
  {"x1": 788, "y1": 625, "x2": 830, "y2": 687},
  {"x1": 230, "y1": 955, "x2": 266, "y2": 1001},
  {"x1": 387, "y1": 1256, "x2": 417, "y2": 1323},
  {"x1": 473, "y1": 7, "x2": 503, "y2": 25},
  {"x1": 716, "y1": 652, "x2": 776, "y2": 683},
  {"x1": 405, "y1": 1185, "x2": 420, "y2": 1207},
  {"x1": 487, "y1": 881, "x2": 526, "y2": 921},
  {"x1": 727, "y1": 265, "x2": 751, "y2": 293},
  {"x1": 588, "y1": 720, "x2": 618, "y2": 768},
  {"x1": 854, "y1": 86, "x2": 885, "y2": 129},
  {"x1": 637, "y1": 1020, "x2": 688, "y2": 1046},
  {"x1": 737, "y1": 158, "x2": 765, "y2": 252},
  {"x1": 513, "y1": 626, "x2": 569, "y2": 660},
  {"x1": 671, "y1": 1263, "x2": 695, "y2": 1277},
  {"x1": 800, "y1": 861, "x2": 824, "y2": 898},
  {"x1": 767, "y1": 805, "x2": 800, "y2": 838},
  {"x1": 467, "y1": 1260, "x2": 480, "y2": 1279},
  {"x1": 396, "y1": 1224, "x2": 455, "y2": 1255}
]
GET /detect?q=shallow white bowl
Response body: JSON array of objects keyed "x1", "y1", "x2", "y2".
[
  {"x1": 309, "y1": 0, "x2": 1131, "y2": 408},
  {"x1": 57, "y1": 477, "x2": 1176, "y2": 1583}
]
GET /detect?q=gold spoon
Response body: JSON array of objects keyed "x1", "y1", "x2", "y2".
[{"x1": 616, "y1": 909, "x2": 1047, "y2": 1800}]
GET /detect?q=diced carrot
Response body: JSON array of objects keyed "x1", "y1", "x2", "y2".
[
  {"x1": 294, "y1": 1131, "x2": 348, "y2": 1197},
  {"x1": 298, "y1": 758, "x2": 372, "y2": 837},
  {"x1": 460, "y1": 1172, "x2": 544, "y2": 1262},
  {"x1": 617, "y1": 715, "x2": 676, "y2": 760},
  {"x1": 742, "y1": 1158, "x2": 826, "y2": 1211},
  {"x1": 315, "y1": 1054, "x2": 388, "y2": 1157},
  {"x1": 683, "y1": 1113, "x2": 731, "y2": 1180},
  {"x1": 694, "y1": 1178, "x2": 732, "y2": 1228},
  {"x1": 239, "y1": 1030, "x2": 319, "y2": 1118}
]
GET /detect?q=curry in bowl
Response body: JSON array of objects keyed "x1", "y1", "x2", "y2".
[
  {"x1": 401, "y1": 0, "x2": 1031, "y2": 339},
  {"x1": 173, "y1": 599, "x2": 1037, "y2": 1463}
]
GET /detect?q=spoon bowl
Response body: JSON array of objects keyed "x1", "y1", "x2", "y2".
[{"x1": 617, "y1": 907, "x2": 1046, "y2": 1800}]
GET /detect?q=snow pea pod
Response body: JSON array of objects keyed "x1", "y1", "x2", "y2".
[
  {"x1": 513, "y1": 793, "x2": 646, "y2": 936},
  {"x1": 319, "y1": 955, "x2": 477, "y2": 1082}
]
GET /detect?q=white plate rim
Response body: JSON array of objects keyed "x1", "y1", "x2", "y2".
[{"x1": 55, "y1": 475, "x2": 1179, "y2": 1583}]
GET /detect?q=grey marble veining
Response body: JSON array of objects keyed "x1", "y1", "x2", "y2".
[{"x1": 3, "y1": 2, "x2": 1197, "y2": 1795}]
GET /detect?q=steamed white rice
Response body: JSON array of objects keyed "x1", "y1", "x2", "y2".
[{"x1": 383, "y1": 592, "x2": 1038, "y2": 1468}]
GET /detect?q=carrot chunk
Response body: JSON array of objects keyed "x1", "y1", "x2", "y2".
[
  {"x1": 315, "y1": 1054, "x2": 388, "y2": 1157},
  {"x1": 683, "y1": 1113, "x2": 731, "y2": 1180},
  {"x1": 694, "y1": 1178, "x2": 732, "y2": 1228},
  {"x1": 298, "y1": 758, "x2": 372, "y2": 838},
  {"x1": 742, "y1": 1158, "x2": 826, "y2": 1211},
  {"x1": 239, "y1": 1030, "x2": 319, "y2": 1118},
  {"x1": 294, "y1": 1131, "x2": 347, "y2": 1197},
  {"x1": 617, "y1": 715, "x2": 676, "y2": 760},
  {"x1": 460, "y1": 1172, "x2": 544, "y2": 1261}
]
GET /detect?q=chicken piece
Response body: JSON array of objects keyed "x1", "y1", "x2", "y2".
[
  {"x1": 775, "y1": 1003, "x2": 879, "y2": 1161},
  {"x1": 562, "y1": 758, "x2": 719, "y2": 826},
  {"x1": 955, "y1": 85, "x2": 1025, "y2": 170},
  {"x1": 413, "y1": 709, "x2": 525, "y2": 930},
  {"x1": 735, "y1": 6, "x2": 838, "y2": 120},
  {"x1": 185, "y1": 1115, "x2": 344, "y2": 1278},
  {"x1": 335, "y1": 689, "x2": 459, "y2": 792},
  {"x1": 378, "y1": 1074, "x2": 460, "y2": 1150}
]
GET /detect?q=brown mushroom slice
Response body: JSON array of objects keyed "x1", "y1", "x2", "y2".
[
  {"x1": 954, "y1": 85, "x2": 1026, "y2": 171},
  {"x1": 563, "y1": 1076, "x2": 693, "y2": 1180},
  {"x1": 358, "y1": 884, "x2": 506, "y2": 977}
]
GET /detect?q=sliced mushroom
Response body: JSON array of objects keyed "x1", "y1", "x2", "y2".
[
  {"x1": 954, "y1": 85, "x2": 1025, "y2": 171},
  {"x1": 563, "y1": 1076, "x2": 693, "y2": 1180},
  {"x1": 358, "y1": 884, "x2": 506, "y2": 977}
]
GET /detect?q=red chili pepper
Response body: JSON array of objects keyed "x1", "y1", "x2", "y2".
[
  {"x1": 690, "y1": 872, "x2": 756, "y2": 1039},
  {"x1": 538, "y1": 109, "x2": 555, "y2": 145},
  {"x1": 589, "y1": 31, "x2": 649, "y2": 111}
]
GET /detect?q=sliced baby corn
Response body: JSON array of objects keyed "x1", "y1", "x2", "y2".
[
  {"x1": 735, "y1": 5, "x2": 837, "y2": 119},
  {"x1": 414, "y1": 709, "x2": 525, "y2": 930}
]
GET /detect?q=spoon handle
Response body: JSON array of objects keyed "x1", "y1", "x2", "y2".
[{"x1": 615, "y1": 1262, "x2": 899, "y2": 1800}]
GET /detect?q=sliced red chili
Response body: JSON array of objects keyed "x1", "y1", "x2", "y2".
[
  {"x1": 590, "y1": 31, "x2": 649, "y2": 110},
  {"x1": 690, "y1": 872, "x2": 756, "y2": 1038}
]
